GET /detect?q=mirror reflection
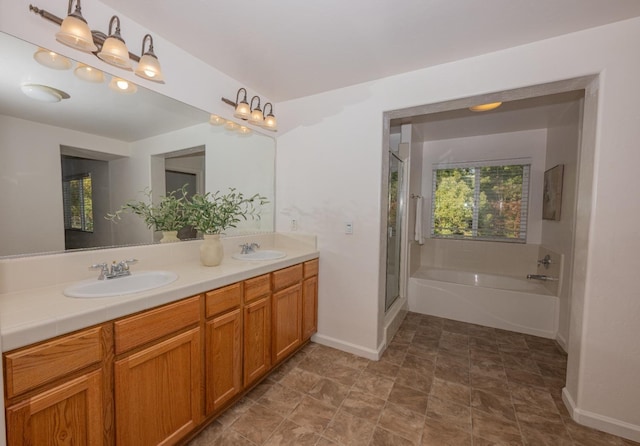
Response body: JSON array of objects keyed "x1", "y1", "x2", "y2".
[{"x1": 0, "y1": 32, "x2": 275, "y2": 257}]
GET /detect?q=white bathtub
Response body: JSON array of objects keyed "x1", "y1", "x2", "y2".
[{"x1": 408, "y1": 267, "x2": 559, "y2": 338}]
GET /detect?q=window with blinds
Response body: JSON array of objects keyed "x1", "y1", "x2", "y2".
[
  {"x1": 431, "y1": 161, "x2": 530, "y2": 242},
  {"x1": 62, "y1": 173, "x2": 94, "y2": 232}
]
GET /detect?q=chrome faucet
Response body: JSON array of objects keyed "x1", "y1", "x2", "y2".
[
  {"x1": 527, "y1": 274, "x2": 557, "y2": 281},
  {"x1": 90, "y1": 259, "x2": 138, "y2": 280},
  {"x1": 239, "y1": 242, "x2": 260, "y2": 254}
]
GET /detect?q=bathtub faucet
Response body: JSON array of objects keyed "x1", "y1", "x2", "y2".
[{"x1": 526, "y1": 274, "x2": 557, "y2": 281}]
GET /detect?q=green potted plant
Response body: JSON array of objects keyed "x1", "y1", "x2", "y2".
[
  {"x1": 186, "y1": 188, "x2": 268, "y2": 266},
  {"x1": 106, "y1": 185, "x2": 190, "y2": 243}
]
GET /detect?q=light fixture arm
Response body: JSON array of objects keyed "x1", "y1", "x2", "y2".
[
  {"x1": 250, "y1": 95, "x2": 261, "y2": 112},
  {"x1": 141, "y1": 34, "x2": 155, "y2": 56},
  {"x1": 106, "y1": 15, "x2": 124, "y2": 42},
  {"x1": 264, "y1": 102, "x2": 274, "y2": 116},
  {"x1": 236, "y1": 88, "x2": 248, "y2": 105},
  {"x1": 66, "y1": 0, "x2": 84, "y2": 20}
]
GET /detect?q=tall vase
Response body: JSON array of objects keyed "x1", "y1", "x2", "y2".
[
  {"x1": 160, "y1": 230, "x2": 180, "y2": 243},
  {"x1": 200, "y1": 234, "x2": 223, "y2": 266}
]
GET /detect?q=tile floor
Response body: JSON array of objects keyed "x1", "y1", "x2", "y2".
[{"x1": 188, "y1": 312, "x2": 639, "y2": 445}]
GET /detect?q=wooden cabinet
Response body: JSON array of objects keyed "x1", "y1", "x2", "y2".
[
  {"x1": 113, "y1": 296, "x2": 202, "y2": 446},
  {"x1": 205, "y1": 283, "x2": 243, "y2": 415},
  {"x1": 242, "y1": 274, "x2": 272, "y2": 386},
  {"x1": 3, "y1": 258, "x2": 319, "y2": 446},
  {"x1": 4, "y1": 325, "x2": 111, "y2": 446},
  {"x1": 303, "y1": 259, "x2": 319, "y2": 340}
]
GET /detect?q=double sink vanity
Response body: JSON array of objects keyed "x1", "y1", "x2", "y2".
[{"x1": 0, "y1": 233, "x2": 319, "y2": 445}]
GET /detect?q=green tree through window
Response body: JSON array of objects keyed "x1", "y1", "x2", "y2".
[
  {"x1": 63, "y1": 174, "x2": 94, "y2": 232},
  {"x1": 432, "y1": 163, "x2": 529, "y2": 242}
]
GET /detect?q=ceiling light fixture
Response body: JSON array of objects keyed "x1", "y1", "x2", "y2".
[
  {"x1": 33, "y1": 48, "x2": 72, "y2": 70},
  {"x1": 74, "y1": 63, "x2": 104, "y2": 83},
  {"x1": 54, "y1": 0, "x2": 97, "y2": 53},
  {"x1": 21, "y1": 84, "x2": 70, "y2": 102},
  {"x1": 469, "y1": 102, "x2": 503, "y2": 112},
  {"x1": 135, "y1": 34, "x2": 164, "y2": 83},
  {"x1": 108, "y1": 77, "x2": 137, "y2": 94},
  {"x1": 209, "y1": 114, "x2": 225, "y2": 125},
  {"x1": 97, "y1": 16, "x2": 131, "y2": 70},
  {"x1": 29, "y1": 4, "x2": 167, "y2": 83},
  {"x1": 221, "y1": 88, "x2": 278, "y2": 131}
]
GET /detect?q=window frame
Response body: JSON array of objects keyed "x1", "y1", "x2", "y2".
[{"x1": 430, "y1": 159, "x2": 531, "y2": 243}]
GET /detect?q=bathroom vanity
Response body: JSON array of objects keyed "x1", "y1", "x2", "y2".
[{"x1": 0, "y1": 233, "x2": 318, "y2": 445}]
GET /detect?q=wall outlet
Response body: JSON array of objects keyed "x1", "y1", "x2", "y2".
[
  {"x1": 290, "y1": 219, "x2": 298, "y2": 231},
  {"x1": 345, "y1": 222, "x2": 353, "y2": 234}
]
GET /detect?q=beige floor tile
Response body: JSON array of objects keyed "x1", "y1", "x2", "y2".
[
  {"x1": 323, "y1": 409, "x2": 376, "y2": 446},
  {"x1": 287, "y1": 395, "x2": 336, "y2": 433},
  {"x1": 263, "y1": 420, "x2": 319, "y2": 446},
  {"x1": 307, "y1": 377, "x2": 351, "y2": 408},
  {"x1": 341, "y1": 390, "x2": 386, "y2": 422},
  {"x1": 230, "y1": 403, "x2": 285, "y2": 445},
  {"x1": 388, "y1": 382, "x2": 430, "y2": 415},
  {"x1": 422, "y1": 416, "x2": 472, "y2": 445},
  {"x1": 377, "y1": 402, "x2": 425, "y2": 443},
  {"x1": 351, "y1": 370, "x2": 396, "y2": 400},
  {"x1": 371, "y1": 426, "x2": 418, "y2": 445},
  {"x1": 426, "y1": 395, "x2": 471, "y2": 432}
]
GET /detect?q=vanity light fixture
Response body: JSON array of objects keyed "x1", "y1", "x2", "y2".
[
  {"x1": 237, "y1": 126, "x2": 252, "y2": 135},
  {"x1": 221, "y1": 89, "x2": 278, "y2": 131},
  {"x1": 134, "y1": 34, "x2": 164, "y2": 83},
  {"x1": 232, "y1": 88, "x2": 250, "y2": 120},
  {"x1": 54, "y1": 0, "x2": 97, "y2": 53},
  {"x1": 29, "y1": 4, "x2": 167, "y2": 83},
  {"x1": 33, "y1": 48, "x2": 72, "y2": 70},
  {"x1": 469, "y1": 102, "x2": 503, "y2": 112},
  {"x1": 108, "y1": 77, "x2": 137, "y2": 94},
  {"x1": 97, "y1": 16, "x2": 132, "y2": 70},
  {"x1": 74, "y1": 63, "x2": 105, "y2": 83},
  {"x1": 224, "y1": 120, "x2": 239, "y2": 131}
]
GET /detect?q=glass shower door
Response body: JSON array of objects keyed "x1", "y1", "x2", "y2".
[{"x1": 386, "y1": 151, "x2": 404, "y2": 311}]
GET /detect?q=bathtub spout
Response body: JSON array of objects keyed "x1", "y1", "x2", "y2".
[{"x1": 527, "y1": 274, "x2": 557, "y2": 281}]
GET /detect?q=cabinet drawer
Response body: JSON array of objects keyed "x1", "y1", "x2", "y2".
[
  {"x1": 4, "y1": 326, "x2": 104, "y2": 398},
  {"x1": 272, "y1": 264, "x2": 303, "y2": 291},
  {"x1": 114, "y1": 296, "x2": 201, "y2": 354},
  {"x1": 244, "y1": 274, "x2": 271, "y2": 303},
  {"x1": 304, "y1": 259, "x2": 319, "y2": 278},
  {"x1": 206, "y1": 282, "x2": 242, "y2": 318}
]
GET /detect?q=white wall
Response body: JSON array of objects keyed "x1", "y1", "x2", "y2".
[
  {"x1": 277, "y1": 18, "x2": 640, "y2": 440},
  {"x1": 542, "y1": 100, "x2": 582, "y2": 348},
  {"x1": 0, "y1": 115, "x2": 128, "y2": 256}
]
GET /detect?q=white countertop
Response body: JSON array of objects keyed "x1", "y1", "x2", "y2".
[{"x1": 0, "y1": 233, "x2": 318, "y2": 352}]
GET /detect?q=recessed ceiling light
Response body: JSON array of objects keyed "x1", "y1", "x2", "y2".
[
  {"x1": 21, "y1": 84, "x2": 70, "y2": 103},
  {"x1": 33, "y1": 48, "x2": 72, "y2": 70},
  {"x1": 469, "y1": 102, "x2": 503, "y2": 112}
]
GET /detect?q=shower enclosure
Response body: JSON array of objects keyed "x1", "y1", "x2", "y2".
[{"x1": 385, "y1": 151, "x2": 405, "y2": 311}]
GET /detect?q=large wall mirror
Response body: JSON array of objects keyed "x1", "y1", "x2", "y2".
[{"x1": 0, "y1": 32, "x2": 275, "y2": 257}]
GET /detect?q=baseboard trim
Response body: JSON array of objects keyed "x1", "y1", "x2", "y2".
[
  {"x1": 562, "y1": 387, "x2": 640, "y2": 442},
  {"x1": 556, "y1": 332, "x2": 568, "y2": 352},
  {"x1": 310, "y1": 333, "x2": 382, "y2": 360}
]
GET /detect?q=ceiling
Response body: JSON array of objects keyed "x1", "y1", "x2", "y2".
[{"x1": 100, "y1": 0, "x2": 640, "y2": 102}]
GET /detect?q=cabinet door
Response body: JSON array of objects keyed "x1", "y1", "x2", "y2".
[
  {"x1": 243, "y1": 296, "x2": 271, "y2": 386},
  {"x1": 6, "y1": 369, "x2": 104, "y2": 446},
  {"x1": 115, "y1": 328, "x2": 202, "y2": 446},
  {"x1": 272, "y1": 283, "x2": 303, "y2": 365},
  {"x1": 302, "y1": 275, "x2": 318, "y2": 340},
  {"x1": 205, "y1": 308, "x2": 242, "y2": 415}
]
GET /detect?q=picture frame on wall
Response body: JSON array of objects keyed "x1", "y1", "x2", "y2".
[{"x1": 543, "y1": 164, "x2": 564, "y2": 221}]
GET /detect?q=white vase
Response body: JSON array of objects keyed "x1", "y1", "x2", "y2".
[
  {"x1": 200, "y1": 234, "x2": 224, "y2": 266},
  {"x1": 160, "y1": 230, "x2": 180, "y2": 243}
]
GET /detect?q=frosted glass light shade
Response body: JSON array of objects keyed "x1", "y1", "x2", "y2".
[
  {"x1": 234, "y1": 101, "x2": 250, "y2": 120},
  {"x1": 209, "y1": 114, "x2": 225, "y2": 125},
  {"x1": 97, "y1": 37, "x2": 132, "y2": 70},
  {"x1": 237, "y1": 126, "x2": 252, "y2": 135},
  {"x1": 56, "y1": 15, "x2": 97, "y2": 52},
  {"x1": 135, "y1": 54, "x2": 164, "y2": 82},
  {"x1": 108, "y1": 77, "x2": 137, "y2": 94},
  {"x1": 263, "y1": 114, "x2": 277, "y2": 131},
  {"x1": 224, "y1": 120, "x2": 238, "y2": 131},
  {"x1": 74, "y1": 63, "x2": 104, "y2": 83},
  {"x1": 248, "y1": 108, "x2": 264, "y2": 125},
  {"x1": 33, "y1": 49, "x2": 72, "y2": 70}
]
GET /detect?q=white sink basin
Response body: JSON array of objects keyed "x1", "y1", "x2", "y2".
[
  {"x1": 64, "y1": 270, "x2": 178, "y2": 298},
  {"x1": 232, "y1": 250, "x2": 286, "y2": 261}
]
